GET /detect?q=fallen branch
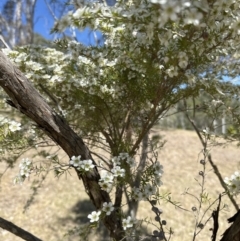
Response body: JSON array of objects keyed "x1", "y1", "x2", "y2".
[{"x1": 0, "y1": 217, "x2": 43, "y2": 241}]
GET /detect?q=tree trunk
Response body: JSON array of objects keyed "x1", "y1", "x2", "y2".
[
  {"x1": 220, "y1": 210, "x2": 240, "y2": 241},
  {"x1": 0, "y1": 51, "x2": 124, "y2": 240}
]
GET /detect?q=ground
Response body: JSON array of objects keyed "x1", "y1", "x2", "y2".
[{"x1": 0, "y1": 129, "x2": 239, "y2": 241}]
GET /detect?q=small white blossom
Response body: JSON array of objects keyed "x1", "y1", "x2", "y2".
[
  {"x1": 119, "y1": 153, "x2": 129, "y2": 159},
  {"x1": 178, "y1": 51, "x2": 188, "y2": 69},
  {"x1": 100, "y1": 171, "x2": 114, "y2": 183},
  {"x1": 132, "y1": 187, "x2": 143, "y2": 201},
  {"x1": 225, "y1": 171, "x2": 240, "y2": 195},
  {"x1": 166, "y1": 66, "x2": 178, "y2": 77},
  {"x1": 70, "y1": 155, "x2": 81, "y2": 167},
  {"x1": 126, "y1": 156, "x2": 135, "y2": 167},
  {"x1": 184, "y1": 8, "x2": 203, "y2": 26},
  {"x1": 14, "y1": 158, "x2": 32, "y2": 184},
  {"x1": 111, "y1": 166, "x2": 125, "y2": 177},
  {"x1": 154, "y1": 162, "x2": 164, "y2": 177},
  {"x1": 155, "y1": 177, "x2": 163, "y2": 187},
  {"x1": 143, "y1": 183, "x2": 156, "y2": 196},
  {"x1": 99, "y1": 181, "x2": 113, "y2": 193},
  {"x1": 122, "y1": 216, "x2": 135, "y2": 230},
  {"x1": 112, "y1": 156, "x2": 121, "y2": 166},
  {"x1": 102, "y1": 202, "x2": 114, "y2": 215},
  {"x1": 211, "y1": 99, "x2": 223, "y2": 106},
  {"x1": 88, "y1": 211, "x2": 101, "y2": 222},
  {"x1": 9, "y1": 121, "x2": 21, "y2": 132},
  {"x1": 79, "y1": 159, "x2": 95, "y2": 171}
]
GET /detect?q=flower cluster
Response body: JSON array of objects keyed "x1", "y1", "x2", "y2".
[
  {"x1": 132, "y1": 162, "x2": 163, "y2": 201},
  {"x1": 69, "y1": 155, "x2": 95, "y2": 172},
  {"x1": 99, "y1": 170, "x2": 114, "y2": 193},
  {"x1": 224, "y1": 171, "x2": 240, "y2": 195},
  {"x1": 14, "y1": 158, "x2": 32, "y2": 184},
  {"x1": 87, "y1": 202, "x2": 114, "y2": 223},
  {"x1": 98, "y1": 153, "x2": 134, "y2": 193},
  {"x1": 112, "y1": 152, "x2": 135, "y2": 168},
  {"x1": 0, "y1": 116, "x2": 22, "y2": 133}
]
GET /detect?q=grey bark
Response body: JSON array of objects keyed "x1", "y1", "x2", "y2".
[{"x1": 0, "y1": 51, "x2": 124, "y2": 240}]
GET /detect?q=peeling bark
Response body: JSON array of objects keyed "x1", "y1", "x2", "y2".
[{"x1": 0, "y1": 51, "x2": 124, "y2": 240}]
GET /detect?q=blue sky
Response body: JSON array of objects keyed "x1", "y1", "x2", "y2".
[
  {"x1": 34, "y1": 0, "x2": 101, "y2": 45},
  {"x1": 0, "y1": 0, "x2": 101, "y2": 46}
]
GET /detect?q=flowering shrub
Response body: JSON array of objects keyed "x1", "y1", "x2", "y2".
[{"x1": 1, "y1": 0, "x2": 240, "y2": 240}]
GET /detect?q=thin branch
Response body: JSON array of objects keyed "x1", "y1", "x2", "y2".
[
  {"x1": 44, "y1": 0, "x2": 58, "y2": 21},
  {"x1": 0, "y1": 217, "x2": 43, "y2": 241},
  {"x1": 183, "y1": 100, "x2": 239, "y2": 211},
  {"x1": 0, "y1": 34, "x2": 11, "y2": 49}
]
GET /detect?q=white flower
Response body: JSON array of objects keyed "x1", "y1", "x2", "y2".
[
  {"x1": 14, "y1": 158, "x2": 32, "y2": 184},
  {"x1": 87, "y1": 211, "x2": 101, "y2": 222},
  {"x1": 166, "y1": 66, "x2": 178, "y2": 77},
  {"x1": 224, "y1": 171, "x2": 240, "y2": 195},
  {"x1": 132, "y1": 187, "x2": 143, "y2": 201},
  {"x1": 79, "y1": 159, "x2": 95, "y2": 171},
  {"x1": 99, "y1": 181, "x2": 113, "y2": 193},
  {"x1": 122, "y1": 216, "x2": 135, "y2": 230},
  {"x1": 119, "y1": 153, "x2": 129, "y2": 159},
  {"x1": 178, "y1": 51, "x2": 188, "y2": 69},
  {"x1": 19, "y1": 158, "x2": 31, "y2": 169},
  {"x1": 100, "y1": 171, "x2": 114, "y2": 183},
  {"x1": 112, "y1": 156, "x2": 121, "y2": 166},
  {"x1": 70, "y1": 155, "x2": 81, "y2": 167},
  {"x1": 9, "y1": 121, "x2": 21, "y2": 132},
  {"x1": 155, "y1": 177, "x2": 163, "y2": 187},
  {"x1": 211, "y1": 99, "x2": 223, "y2": 106},
  {"x1": 111, "y1": 166, "x2": 125, "y2": 177},
  {"x1": 0, "y1": 116, "x2": 8, "y2": 125},
  {"x1": 143, "y1": 183, "x2": 156, "y2": 196},
  {"x1": 184, "y1": 8, "x2": 203, "y2": 26},
  {"x1": 161, "y1": 1, "x2": 181, "y2": 21},
  {"x1": 154, "y1": 162, "x2": 164, "y2": 177},
  {"x1": 20, "y1": 168, "x2": 31, "y2": 177},
  {"x1": 126, "y1": 156, "x2": 135, "y2": 167},
  {"x1": 72, "y1": 7, "x2": 87, "y2": 19},
  {"x1": 102, "y1": 202, "x2": 114, "y2": 215}
]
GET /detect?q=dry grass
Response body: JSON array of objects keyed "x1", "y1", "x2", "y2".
[{"x1": 0, "y1": 129, "x2": 239, "y2": 241}]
